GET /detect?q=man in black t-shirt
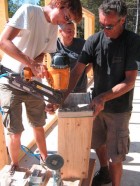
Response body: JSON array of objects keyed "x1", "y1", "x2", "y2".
[{"x1": 56, "y1": 1, "x2": 140, "y2": 186}]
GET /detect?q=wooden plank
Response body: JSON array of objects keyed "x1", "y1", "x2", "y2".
[
  {"x1": 58, "y1": 93, "x2": 93, "y2": 179},
  {"x1": 18, "y1": 114, "x2": 58, "y2": 161},
  {"x1": 58, "y1": 117, "x2": 93, "y2": 179},
  {"x1": 0, "y1": 114, "x2": 8, "y2": 170},
  {"x1": 81, "y1": 159, "x2": 96, "y2": 186},
  {"x1": 82, "y1": 7, "x2": 95, "y2": 40},
  {"x1": 0, "y1": 0, "x2": 8, "y2": 59},
  {"x1": 0, "y1": 0, "x2": 8, "y2": 32}
]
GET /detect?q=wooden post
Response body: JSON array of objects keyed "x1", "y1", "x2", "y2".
[
  {"x1": 0, "y1": 0, "x2": 8, "y2": 59},
  {"x1": 0, "y1": 0, "x2": 8, "y2": 32},
  {"x1": 45, "y1": 0, "x2": 50, "y2": 5},
  {"x1": 58, "y1": 93, "x2": 93, "y2": 180},
  {"x1": 0, "y1": 113, "x2": 8, "y2": 170},
  {"x1": 82, "y1": 7, "x2": 95, "y2": 40},
  {"x1": 0, "y1": 0, "x2": 9, "y2": 170}
]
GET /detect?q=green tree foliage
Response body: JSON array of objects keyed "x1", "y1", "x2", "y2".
[
  {"x1": 8, "y1": 0, "x2": 45, "y2": 18},
  {"x1": 125, "y1": 0, "x2": 140, "y2": 34},
  {"x1": 81, "y1": 0, "x2": 140, "y2": 34},
  {"x1": 37, "y1": 0, "x2": 45, "y2": 6},
  {"x1": 8, "y1": 0, "x2": 21, "y2": 17}
]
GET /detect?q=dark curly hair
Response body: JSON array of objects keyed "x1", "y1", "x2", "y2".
[{"x1": 99, "y1": 0, "x2": 127, "y2": 17}]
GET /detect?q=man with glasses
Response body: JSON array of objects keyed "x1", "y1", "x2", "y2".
[
  {"x1": 0, "y1": 0, "x2": 82, "y2": 174},
  {"x1": 46, "y1": 0, "x2": 140, "y2": 185}
]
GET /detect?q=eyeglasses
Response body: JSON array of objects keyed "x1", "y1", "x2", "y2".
[
  {"x1": 63, "y1": 9, "x2": 72, "y2": 23},
  {"x1": 100, "y1": 19, "x2": 121, "y2": 30}
]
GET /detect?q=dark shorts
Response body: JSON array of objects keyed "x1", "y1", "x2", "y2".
[
  {"x1": 91, "y1": 111, "x2": 131, "y2": 163},
  {"x1": 0, "y1": 84, "x2": 46, "y2": 134}
]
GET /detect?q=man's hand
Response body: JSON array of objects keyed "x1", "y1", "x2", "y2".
[
  {"x1": 29, "y1": 61, "x2": 42, "y2": 78},
  {"x1": 34, "y1": 53, "x2": 45, "y2": 63},
  {"x1": 45, "y1": 103, "x2": 59, "y2": 114},
  {"x1": 90, "y1": 94, "x2": 105, "y2": 120},
  {"x1": 29, "y1": 53, "x2": 46, "y2": 78}
]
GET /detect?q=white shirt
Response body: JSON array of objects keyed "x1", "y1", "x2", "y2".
[{"x1": 0, "y1": 4, "x2": 58, "y2": 84}]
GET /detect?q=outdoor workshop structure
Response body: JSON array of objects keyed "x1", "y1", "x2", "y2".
[{"x1": 0, "y1": 0, "x2": 95, "y2": 185}]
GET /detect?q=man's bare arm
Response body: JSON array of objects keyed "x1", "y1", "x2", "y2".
[
  {"x1": 91, "y1": 70, "x2": 137, "y2": 117},
  {"x1": 63, "y1": 62, "x2": 86, "y2": 99},
  {"x1": 0, "y1": 26, "x2": 40, "y2": 76}
]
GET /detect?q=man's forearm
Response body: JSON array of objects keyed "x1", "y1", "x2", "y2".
[
  {"x1": 101, "y1": 70, "x2": 137, "y2": 102},
  {"x1": 90, "y1": 70, "x2": 137, "y2": 117},
  {"x1": 63, "y1": 62, "x2": 86, "y2": 100},
  {"x1": 0, "y1": 39, "x2": 33, "y2": 67},
  {"x1": 100, "y1": 81, "x2": 135, "y2": 103}
]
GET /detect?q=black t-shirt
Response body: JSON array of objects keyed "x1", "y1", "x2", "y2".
[
  {"x1": 56, "y1": 38, "x2": 87, "y2": 92},
  {"x1": 78, "y1": 29, "x2": 140, "y2": 113}
]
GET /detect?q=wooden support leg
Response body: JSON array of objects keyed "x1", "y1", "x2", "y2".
[
  {"x1": 0, "y1": 114, "x2": 8, "y2": 170},
  {"x1": 81, "y1": 159, "x2": 96, "y2": 186}
]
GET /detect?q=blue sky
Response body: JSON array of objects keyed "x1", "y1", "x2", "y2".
[
  {"x1": 23, "y1": 0, "x2": 39, "y2": 4},
  {"x1": 13, "y1": 0, "x2": 39, "y2": 5}
]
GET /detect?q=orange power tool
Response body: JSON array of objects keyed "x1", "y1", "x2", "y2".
[
  {"x1": 0, "y1": 53, "x2": 70, "y2": 104},
  {"x1": 0, "y1": 65, "x2": 63, "y2": 104},
  {"x1": 22, "y1": 52, "x2": 70, "y2": 91}
]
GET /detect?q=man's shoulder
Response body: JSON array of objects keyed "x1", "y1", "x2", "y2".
[
  {"x1": 10, "y1": 4, "x2": 42, "y2": 19},
  {"x1": 85, "y1": 31, "x2": 103, "y2": 47},
  {"x1": 73, "y1": 37, "x2": 85, "y2": 44},
  {"x1": 20, "y1": 3, "x2": 41, "y2": 9},
  {"x1": 124, "y1": 29, "x2": 140, "y2": 41},
  {"x1": 89, "y1": 30, "x2": 103, "y2": 37},
  {"x1": 7, "y1": 4, "x2": 42, "y2": 29},
  {"x1": 18, "y1": 4, "x2": 42, "y2": 14}
]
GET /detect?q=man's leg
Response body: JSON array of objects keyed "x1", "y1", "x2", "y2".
[
  {"x1": 7, "y1": 133, "x2": 21, "y2": 165},
  {"x1": 91, "y1": 113, "x2": 111, "y2": 185},
  {"x1": 25, "y1": 94, "x2": 47, "y2": 162},
  {"x1": 92, "y1": 145, "x2": 111, "y2": 186},
  {"x1": 93, "y1": 145, "x2": 122, "y2": 186},
  {"x1": 96, "y1": 144, "x2": 108, "y2": 167},
  {"x1": 109, "y1": 161, "x2": 122, "y2": 186},
  {"x1": 33, "y1": 126, "x2": 47, "y2": 160}
]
